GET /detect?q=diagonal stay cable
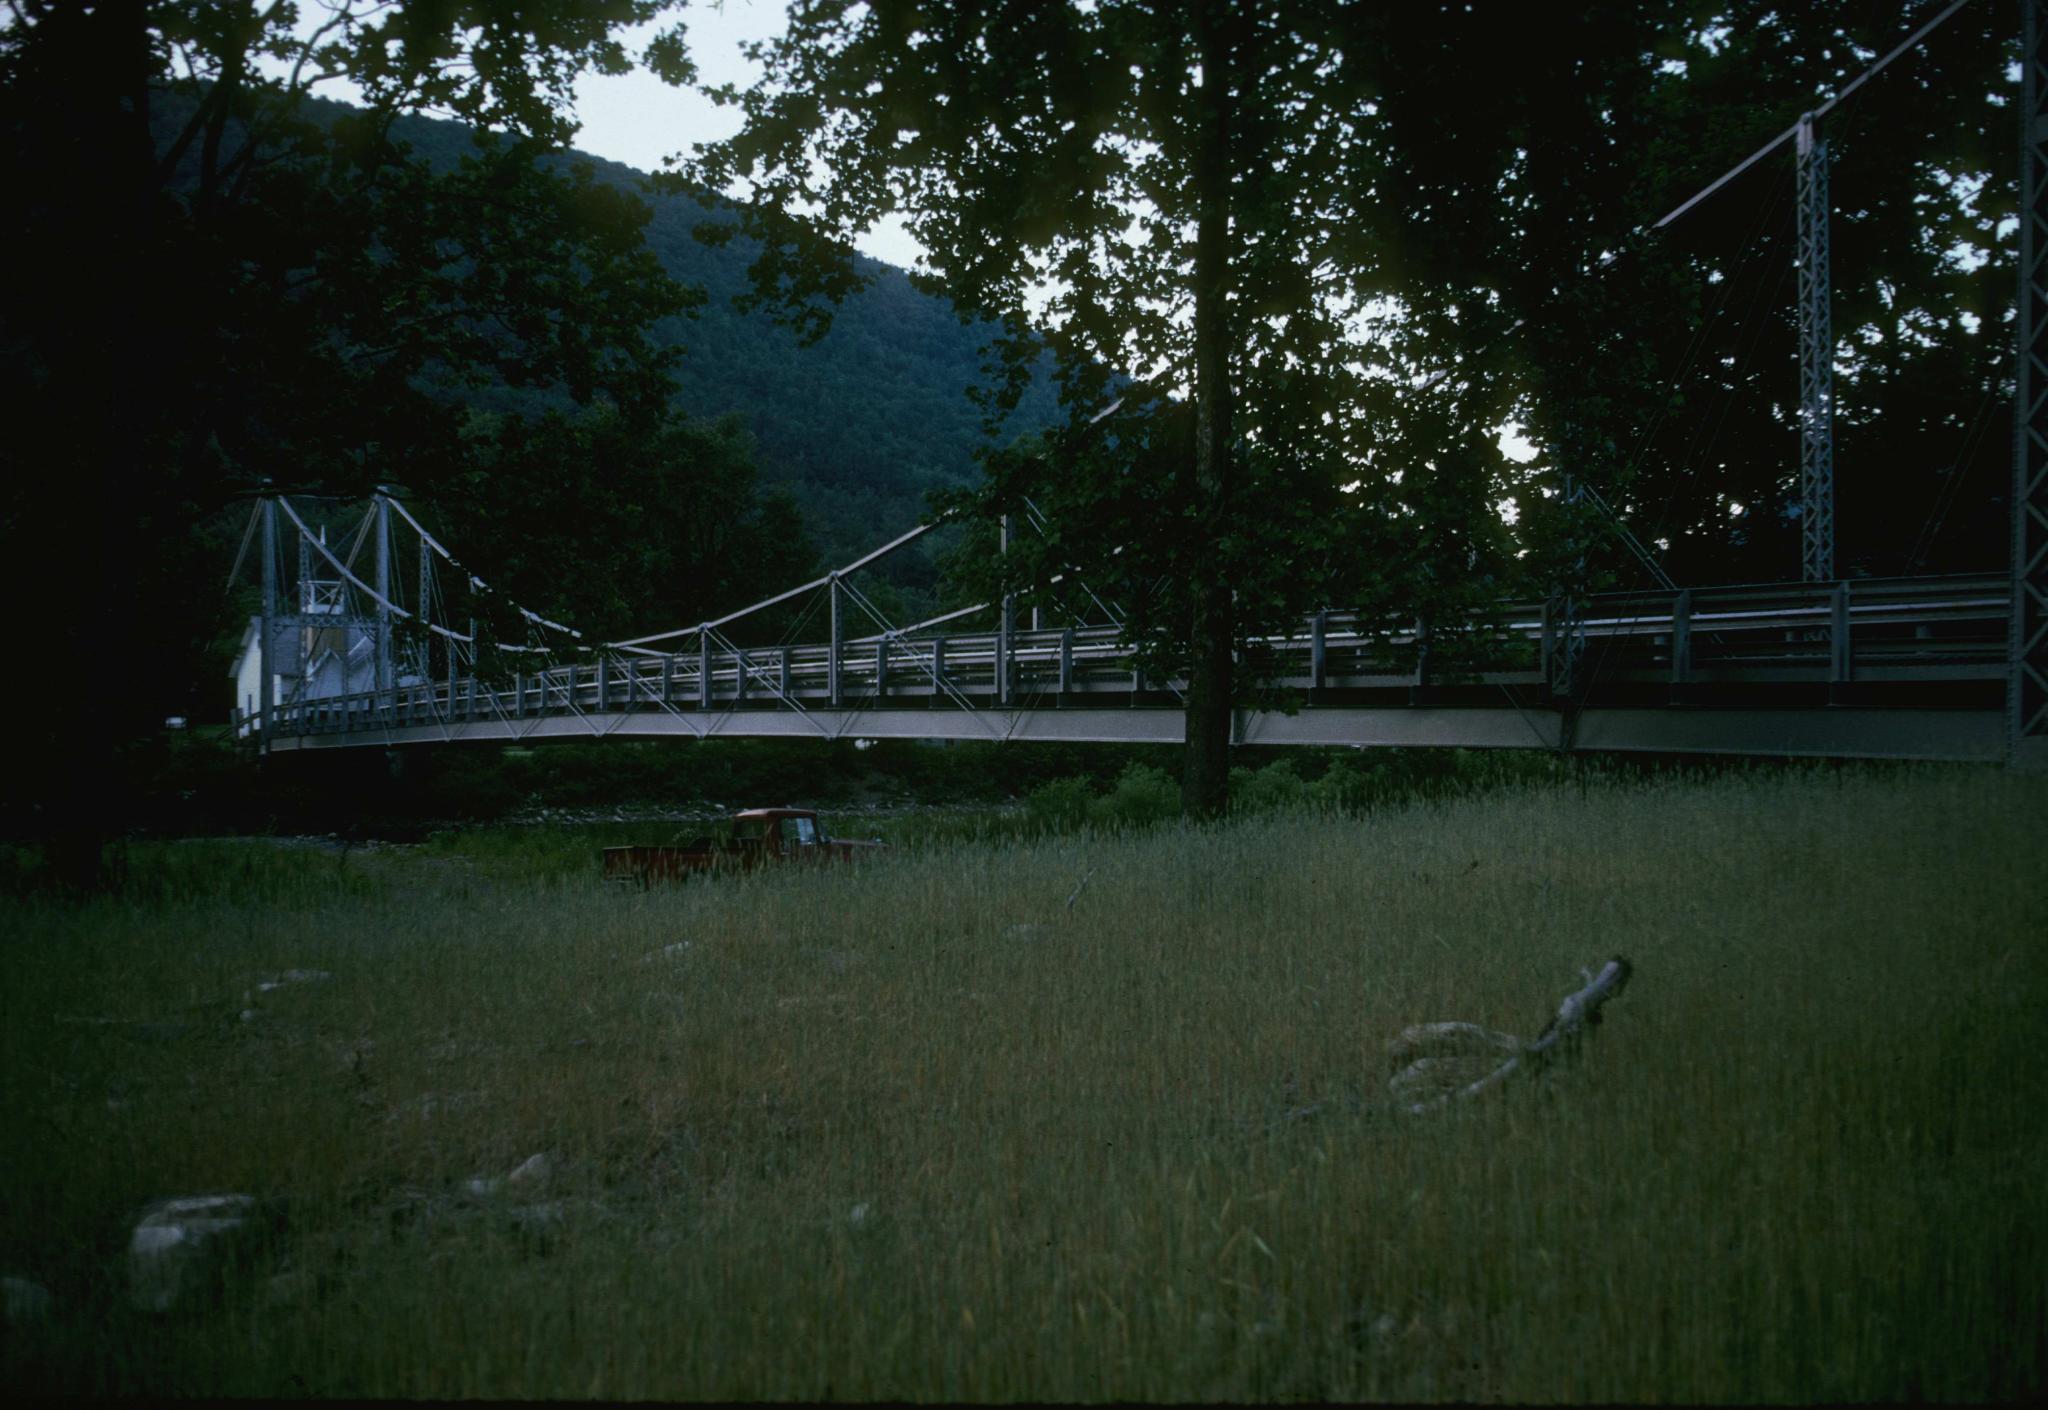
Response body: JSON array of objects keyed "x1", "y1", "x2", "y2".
[
  {"x1": 536, "y1": 659, "x2": 619, "y2": 739},
  {"x1": 1406, "y1": 0, "x2": 1978, "y2": 421},
  {"x1": 833, "y1": 585, "x2": 992, "y2": 740},
  {"x1": 1018, "y1": 495, "x2": 1187, "y2": 703},
  {"x1": 579, "y1": 587, "x2": 832, "y2": 741},
  {"x1": 1648, "y1": 0, "x2": 1978, "y2": 233},
  {"x1": 382, "y1": 494, "x2": 583, "y2": 643},
  {"x1": 651, "y1": 580, "x2": 833, "y2": 738},
  {"x1": 339, "y1": 505, "x2": 375, "y2": 575},
  {"x1": 611, "y1": 520, "x2": 943, "y2": 652},
  {"x1": 275, "y1": 498, "x2": 473, "y2": 646},
  {"x1": 835, "y1": 575, "x2": 1008, "y2": 739},
  {"x1": 460, "y1": 659, "x2": 604, "y2": 743},
  {"x1": 224, "y1": 502, "x2": 260, "y2": 596},
  {"x1": 702, "y1": 619, "x2": 834, "y2": 739},
  {"x1": 1021, "y1": 495, "x2": 1127, "y2": 631},
  {"x1": 1570, "y1": 161, "x2": 1800, "y2": 708}
]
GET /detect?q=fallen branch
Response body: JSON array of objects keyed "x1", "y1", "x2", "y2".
[
  {"x1": 1387, "y1": 957, "x2": 1633, "y2": 1115},
  {"x1": 1064, "y1": 867, "x2": 1096, "y2": 911}
]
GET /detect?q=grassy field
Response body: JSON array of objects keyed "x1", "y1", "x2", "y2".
[{"x1": 2, "y1": 764, "x2": 2043, "y2": 1400}]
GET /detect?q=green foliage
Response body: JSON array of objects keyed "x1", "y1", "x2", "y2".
[
  {"x1": 1304, "y1": 759, "x2": 1375, "y2": 812},
  {"x1": 1, "y1": 1, "x2": 2018, "y2": 847},
  {"x1": 687, "y1": 1, "x2": 2016, "y2": 740},
  {"x1": 431, "y1": 404, "x2": 820, "y2": 649},
  {"x1": 1018, "y1": 765, "x2": 1182, "y2": 836},
  {"x1": 1088, "y1": 762, "x2": 1181, "y2": 831},
  {"x1": 1024, "y1": 775, "x2": 1095, "y2": 833},
  {"x1": 689, "y1": 1, "x2": 1422, "y2": 811},
  {"x1": 1015, "y1": 748, "x2": 1596, "y2": 834},
  {"x1": 0, "y1": 2, "x2": 697, "y2": 869},
  {"x1": 1350, "y1": 3, "x2": 2014, "y2": 587},
  {"x1": 1229, "y1": 759, "x2": 1309, "y2": 816}
]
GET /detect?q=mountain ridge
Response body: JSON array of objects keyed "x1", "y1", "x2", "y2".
[{"x1": 382, "y1": 104, "x2": 1060, "y2": 571}]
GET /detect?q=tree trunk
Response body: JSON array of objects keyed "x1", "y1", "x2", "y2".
[
  {"x1": 38, "y1": 0, "x2": 157, "y2": 894},
  {"x1": 1181, "y1": 1, "x2": 1236, "y2": 820}
]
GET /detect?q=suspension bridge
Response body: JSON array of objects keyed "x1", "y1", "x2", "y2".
[{"x1": 230, "y1": 1, "x2": 2048, "y2": 770}]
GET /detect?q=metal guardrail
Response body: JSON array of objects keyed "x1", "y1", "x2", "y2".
[{"x1": 261, "y1": 573, "x2": 2010, "y2": 741}]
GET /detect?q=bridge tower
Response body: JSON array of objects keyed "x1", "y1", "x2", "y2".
[
  {"x1": 258, "y1": 494, "x2": 276, "y2": 753},
  {"x1": 374, "y1": 490, "x2": 392, "y2": 698},
  {"x1": 1796, "y1": 111, "x2": 1835, "y2": 583},
  {"x1": 2015, "y1": 0, "x2": 2048, "y2": 766}
]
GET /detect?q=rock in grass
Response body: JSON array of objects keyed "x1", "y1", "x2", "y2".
[
  {"x1": 262, "y1": 1268, "x2": 317, "y2": 1310},
  {"x1": 256, "y1": 969, "x2": 332, "y2": 993},
  {"x1": 507, "y1": 1153, "x2": 554, "y2": 1190},
  {"x1": 2, "y1": 1275, "x2": 52, "y2": 1327},
  {"x1": 128, "y1": 1194, "x2": 270, "y2": 1314},
  {"x1": 507, "y1": 1200, "x2": 569, "y2": 1232}
]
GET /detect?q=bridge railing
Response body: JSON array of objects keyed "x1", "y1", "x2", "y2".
[
  {"x1": 1565, "y1": 574, "x2": 2009, "y2": 687},
  {"x1": 262, "y1": 572, "x2": 2010, "y2": 739}
]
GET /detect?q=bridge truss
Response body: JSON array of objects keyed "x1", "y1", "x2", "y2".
[{"x1": 245, "y1": 501, "x2": 2011, "y2": 762}]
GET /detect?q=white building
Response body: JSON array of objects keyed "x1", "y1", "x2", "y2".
[{"x1": 229, "y1": 577, "x2": 389, "y2": 736}]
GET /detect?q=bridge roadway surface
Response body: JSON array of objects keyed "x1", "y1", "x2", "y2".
[{"x1": 262, "y1": 574, "x2": 2011, "y2": 763}]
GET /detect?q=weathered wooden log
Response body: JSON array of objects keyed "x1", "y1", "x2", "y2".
[
  {"x1": 1388, "y1": 956, "x2": 1633, "y2": 1115},
  {"x1": 1386, "y1": 1021, "x2": 1523, "y2": 1066},
  {"x1": 1524, "y1": 956, "x2": 1632, "y2": 1065}
]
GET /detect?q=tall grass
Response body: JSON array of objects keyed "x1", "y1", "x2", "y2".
[{"x1": 1, "y1": 765, "x2": 2041, "y2": 1400}]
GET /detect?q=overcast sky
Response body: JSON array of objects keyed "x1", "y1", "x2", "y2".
[{"x1": 566, "y1": 2, "x2": 925, "y2": 269}]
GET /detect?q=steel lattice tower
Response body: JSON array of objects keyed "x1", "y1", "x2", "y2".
[
  {"x1": 1796, "y1": 112, "x2": 1835, "y2": 583},
  {"x1": 2014, "y1": 0, "x2": 2048, "y2": 764}
]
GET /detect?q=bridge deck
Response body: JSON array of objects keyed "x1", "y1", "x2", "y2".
[{"x1": 258, "y1": 574, "x2": 2012, "y2": 762}]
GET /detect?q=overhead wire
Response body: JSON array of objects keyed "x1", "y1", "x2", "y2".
[
  {"x1": 1907, "y1": 379, "x2": 2003, "y2": 569},
  {"x1": 1574, "y1": 191, "x2": 1800, "y2": 704}
]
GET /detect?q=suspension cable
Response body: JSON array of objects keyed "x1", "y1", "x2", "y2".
[
  {"x1": 273, "y1": 496, "x2": 474, "y2": 644},
  {"x1": 381, "y1": 494, "x2": 583, "y2": 640},
  {"x1": 1651, "y1": 0, "x2": 1978, "y2": 232}
]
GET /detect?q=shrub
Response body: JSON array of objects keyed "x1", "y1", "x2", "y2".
[
  {"x1": 1088, "y1": 763, "x2": 1180, "y2": 830},
  {"x1": 1025, "y1": 775, "x2": 1096, "y2": 833},
  {"x1": 1306, "y1": 758, "x2": 1377, "y2": 811},
  {"x1": 1229, "y1": 760, "x2": 1307, "y2": 815}
]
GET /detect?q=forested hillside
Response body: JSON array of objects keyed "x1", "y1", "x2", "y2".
[{"x1": 383, "y1": 105, "x2": 1060, "y2": 572}]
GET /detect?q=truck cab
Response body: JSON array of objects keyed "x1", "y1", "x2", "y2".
[
  {"x1": 731, "y1": 808, "x2": 821, "y2": 854},
  {"x1": 602, "y1": 807, "x2": 881, "y2": 885}
]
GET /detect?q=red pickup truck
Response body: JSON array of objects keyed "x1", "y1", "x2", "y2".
[{"x1": 602, "y1": 808, "x2": 883, "y2": 885}]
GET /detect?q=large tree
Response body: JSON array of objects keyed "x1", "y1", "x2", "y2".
[
  {"x1": 431, "y1": 405, "x2": 820, "y2": 650},
  {"x1": 0, "y1": 0, "x2": 695, "y2": 884},
  {"x1": 687, "y1": 0, "x2": 1416, "y2": 816},
  {"x1": 1345, "y1": 1, "x2": 2014, "y2": 593},
  {"x1": 687, "y1": 2, "x2": 2014, "y2": 818}
]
